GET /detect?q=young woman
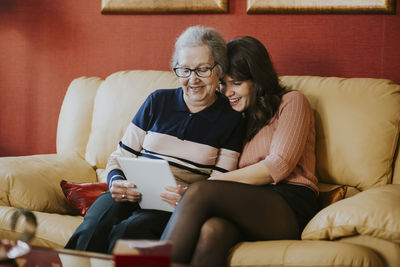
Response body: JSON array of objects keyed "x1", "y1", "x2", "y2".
[{"x1": 161, "y1": 36, "x2": 320, "y2": 267}]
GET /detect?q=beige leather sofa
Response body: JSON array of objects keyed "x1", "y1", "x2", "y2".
[{"x1": 0, "y1": 70, "x2": 399, "y2": 267}]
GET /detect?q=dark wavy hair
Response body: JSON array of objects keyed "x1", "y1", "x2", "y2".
[{"x1": 226, "y1": 36, "x2": 287, "y2": 142}]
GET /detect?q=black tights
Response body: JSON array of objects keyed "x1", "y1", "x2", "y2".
[{"x1": 161, "y1": 180, "x2": 300, "y2": 267}]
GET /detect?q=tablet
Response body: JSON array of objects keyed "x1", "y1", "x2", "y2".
[{"x1": 117, "y1": 157, "x2": 178, "y2": 212}]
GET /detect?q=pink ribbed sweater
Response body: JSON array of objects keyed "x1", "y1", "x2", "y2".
[{"x1": 238, "y1": 91, "x2": 319, "y2": 194}]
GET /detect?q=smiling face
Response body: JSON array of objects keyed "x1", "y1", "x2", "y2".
[
  {"x1": 177, "y1": 45, "x2": 219, "y2": 113},
  {"x1": 221, "y1": 75, "x2": 253, "y2": 112}
]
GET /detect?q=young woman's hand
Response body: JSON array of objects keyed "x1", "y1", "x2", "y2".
[
  {"x1": 110, "y1": 180, "x2": 141, "y2": 202},
  {"x1": 160, "y1": 185, "x2": 188, "y2": 207}
]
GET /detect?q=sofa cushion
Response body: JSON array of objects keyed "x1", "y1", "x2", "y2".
[
  {"x1": 0, "y1": 206, "x2": 83, "y2": 248},
  {"x1": 0, "y1": 154, "x2": 97, "y2": 214},
  {"x1": 339, "y1": 235, "x2": 400, "y2": 267},
  {"x1": 302, "y1": 184, "x2": 400, "y2": 242},
  {"x1": 60, "y1": 180, "x2": 108, "y2": 216},
  {"x1": 228, "y1": 240, "x2": 383, "y2": 267},
  {"x1": 85, "y1": 70, "x2": 180, "y2": 169},
  {"x1": 280, "y1": 76, "x2": 400, "y2": 191}
]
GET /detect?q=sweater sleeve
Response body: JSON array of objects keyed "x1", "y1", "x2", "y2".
[
  {"x1": 210, "y1": 105, "x2": 244, "y2": 176},
  {"x1": 262, "y1": 92, "x2": 313, "y2": 183},
  {"x1": 210, "y1": 119, "x2": 243, "y2": 175}
]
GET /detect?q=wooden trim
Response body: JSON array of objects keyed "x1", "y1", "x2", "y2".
[
  {"x1": 102, "y1": 0, "x2": 229, "y2": 14},
  {"x1": 247, "y1": 0, "x2": 396, "y2": 14}
]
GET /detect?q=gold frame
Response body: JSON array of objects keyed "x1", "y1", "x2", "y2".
[
  {"x1": 247, "y1": 0, "x2": 396, "y2": 14},
  {"x1": 101, "y1": 0, "x2": 228, "y2": 14}
]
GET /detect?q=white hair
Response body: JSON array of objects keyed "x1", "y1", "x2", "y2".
[{"x1": 171, "y1": 26, "x2": 227, "y2": 78}]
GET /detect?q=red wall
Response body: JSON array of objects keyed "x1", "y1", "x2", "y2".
[{"x1": 1, "y1": 0, "x2": 399, "y2": 156}]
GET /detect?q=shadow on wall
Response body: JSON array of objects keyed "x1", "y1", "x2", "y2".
[
  {"x1": 0, "y1": 0, "x2": 75, "y2": 156},
  {"x1": 0, "y1": 0, "x2": 15, "y2": 14},
  {"x1": 0, "y1": 0, "x2": 74, "y2": 51}
]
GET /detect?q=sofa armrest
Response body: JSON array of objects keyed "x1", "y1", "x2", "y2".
[
  {"x1": 0, "y1": 154, "x2": 97, "y2": 214},
  {"x1": 302, "y1": 184, "x2": 400, "y2": 242}
]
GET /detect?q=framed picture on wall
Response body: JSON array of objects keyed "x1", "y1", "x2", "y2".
[
  {"x1": 101, "y1": 0, "x2": 228, "y2": 14},
  {"x1": 247, "y1": 0, "x2": 396, "y2": 14}
]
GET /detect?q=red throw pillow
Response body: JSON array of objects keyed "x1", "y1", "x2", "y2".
[
  {"x1": 318, "y1": 185, "x2": 348, "y2": 209},
  {"x1": 60, "y1": 180, "x2": 108, "y2": 216}
]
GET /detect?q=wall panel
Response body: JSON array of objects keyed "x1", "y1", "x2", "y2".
[{"x1": 0, "y1": 0, "x2": 399, "y2": 156}]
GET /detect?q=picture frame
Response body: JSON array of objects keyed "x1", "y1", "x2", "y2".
[
  {"x1": 247, "y1": 0, "x2": 396, "y2": 14},
  {"x1": 101, "y1": 0, "x2": 228, "y2": 14}
]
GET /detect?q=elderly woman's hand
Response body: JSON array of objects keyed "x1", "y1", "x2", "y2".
[
  {"x1": 110, "y1": 180, "x2": 141, "y2": 202},
  {"x1": 160, "y1": 185, "x2": 188, "y2": 207}
]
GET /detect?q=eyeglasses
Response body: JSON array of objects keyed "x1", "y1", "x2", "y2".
[{"x1": 173, "y1": 63, "x2": 218, "y2": 78}]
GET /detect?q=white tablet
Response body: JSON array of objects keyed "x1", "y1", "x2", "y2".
[{"x1": 117, "y1": 157, "x2": 178, "y2": 212}]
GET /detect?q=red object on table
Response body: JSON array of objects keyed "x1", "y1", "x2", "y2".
[{"x1": 113, "y1": 240, "x2": 172, "y2": 267}]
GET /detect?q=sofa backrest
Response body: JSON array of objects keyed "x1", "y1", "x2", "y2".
[
  {"x1": 85, "y1": 70, "x2": 179, "y2": 181},
  {"x1": 56, "y1": 71, "x2": 400, "y2": 190},
  {"x1": 57, "y1": 77, "x2": 103, "y2": 159},
  {"x1": 280, "y1": 76, "x2": 400, "y2": 192}
]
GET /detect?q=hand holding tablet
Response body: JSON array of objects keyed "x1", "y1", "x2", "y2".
[{"x1": 117, "y1": 157, "x2": 178, "y2": 212}]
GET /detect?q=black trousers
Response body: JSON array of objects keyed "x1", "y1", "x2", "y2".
[{"x1": 65, "y1": 191, "x2": 172, "y2": 254}]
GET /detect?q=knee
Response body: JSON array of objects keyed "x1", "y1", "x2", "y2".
[{"x1": 199, "y1": 217, "x2": 231, "y2": 241}]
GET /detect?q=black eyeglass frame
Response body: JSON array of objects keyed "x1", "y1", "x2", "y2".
[{"x1": 173, "y1": 63, "x2": 218, "y2": 78}]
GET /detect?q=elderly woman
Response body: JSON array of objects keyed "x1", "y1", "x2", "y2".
[{"x1": 64, "y1": 26, "x2": 243, "y2": 254}]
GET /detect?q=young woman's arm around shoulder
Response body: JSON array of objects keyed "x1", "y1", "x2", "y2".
[{"x1": 209, "y1": 161, "x2": 273, "y2": 185}]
